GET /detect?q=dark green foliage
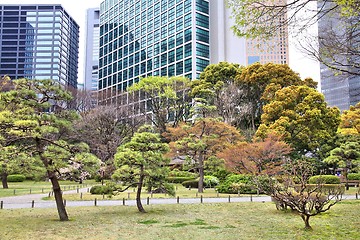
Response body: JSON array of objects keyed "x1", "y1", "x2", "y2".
[
  {"x1": 90, "y1": 185, "x2": 114, "y2": 195},
  {"x1": 166, "y1": 177, "x2": 196, "y2": 183},
  {"x1": 308, "y1": 175, "x2": 341, "y2": 184},
  {"x1": 217, "y1": 174, "x2": 257, "y2": 194},
  {"x1": 182, "y1": 179, "x2": 199, "y2": 188},
  {"x1": 348, "y1": 173, "x2": 360, "y2": 180},
  {"x1": 94, "y1": 174, "x2": 102, "y2": 182},
  {"x1": 7, "y1": 174, "x2": 26, "y2": 182}
]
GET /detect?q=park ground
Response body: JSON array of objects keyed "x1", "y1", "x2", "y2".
[{"x1": 0, "y1": 201, "x2": 359, "y2": 240}]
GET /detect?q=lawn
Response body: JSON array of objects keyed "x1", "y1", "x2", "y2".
[
  {"x1": 0, "y1": 180, "x2": 96, "y2": 198},
  {"x1": 0, "y1": 201, "x2": 359, "y2": 240}
]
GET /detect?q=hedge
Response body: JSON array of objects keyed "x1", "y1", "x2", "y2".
[
  {"x1": 294, "y1": 184, "x2": 345, "y2": 194},
  {"x1": 181, "y1": 176, "x2": 220, "y2": 188},
  {"x1": 166, "y1": 177, "x2": 196, "y2": 183},
  {"x1": 7, "y1": 174, "x2": 26, "y2": 182},
  {"x1": 308, "y1": 175, "x2": 340, "y2": 184},
  {"x1": 216, "y1": 174, "x2": 257, "y2": 194},
  {"x1": 348, "y1": 173, "x2": 360, "y2": 180},
  {"x1": 90, "y1": 185, "x2": 114, "y2": 195}
]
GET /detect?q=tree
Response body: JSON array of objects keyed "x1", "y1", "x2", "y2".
[
  {"x1": 254, "y1": 159, "x2": 343, "y2": 230},
  {"x1": 127, "y1": 76, "x2": 191, "y2": 134},
  {"x1": 219, "y1": 134, "x2": 292, "y2": 175},
  {"x1": 191, "y1": 62, "x2": 243, "y2": 126},
  {"x1": 235, "y1": 63, "x2": 316, "y2": 131},
  {"x1": 167, "y1": 119, "x2": 242, "y2": 193},
  {"x1": 324, "y1": 140, "x2": 360, "y2": 188},
  {"x1": 113, "y1": 125, "x2": 170, "y2": 213},
  {"x1": 227, "y1": 0, "x2": 360, "y2": 76},
  {"x1": 339, "y1": 102, "x2": 360, "y2": 135},
  {"x1": 256, "y1": 85, "x2": 340, "y2": 154},
  {"x1": 74, "y1": 105, "x2": 135, "y2": 166},
  {"x1": 0, "y1": 78, "x2": 98, "y2": 221}
]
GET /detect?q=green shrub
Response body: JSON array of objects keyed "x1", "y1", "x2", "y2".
[
  {"x1": 7, "y1": 174, "x2": 26, "y2": 182},
  {"x1": 168, "y1": 169, "x2": 197, "y2": 178},
  {"x1": 348, "y1": 173, "x2": 360, "y2": 180},
  {"x1": 308, "y1": 175, "x2": 340, "y2": 184},
  {"x1": 182, "y1": 179, "x2": 199, "y2": 188},
  {"x1": 204, "y1": 175, "x2": 219, "y2": 187},
  {"x1": 217, "y1": 174, "x2": 256, "y2": 194},
  {"x1": 294, "y1": 184, "x2": 345, "y2": 194},
  {"x1": 166, "y1": 177, "x2": 196, "y2": 183},
  {"x1": 90, "y1": 185, "x2": 114, "y2": 195}
]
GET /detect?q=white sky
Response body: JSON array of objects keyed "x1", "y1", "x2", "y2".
[{"x1": 1, "y1": 0, "x2": 319, "y2": 85}]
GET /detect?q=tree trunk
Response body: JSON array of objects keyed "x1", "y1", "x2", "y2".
[
  {"x1": 301, "y1": 214, "x2": 312, "y2": 230},
  {"x1": 136, "y1": 167, "x2": 146, "y2": 213},
  {"x1": 1, "y1": 172, "x2": 8, "y2": 189},
  {"x1": 198, "y1": 152, "x2": 204, "y2": 193},
  {"x1": 49, "y1": 170, "x2": 69, "y2": 221}
]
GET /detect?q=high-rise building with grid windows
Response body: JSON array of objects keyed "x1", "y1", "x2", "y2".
[
  {"x1": 0, "y1": 4, "x2": 79, "y2": 89},
  {"x1": 98, "y1": 0, "x2": 210, "y2": 108}
]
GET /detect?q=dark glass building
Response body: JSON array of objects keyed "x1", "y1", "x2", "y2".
[{"x1": 0, "y1": 4, "x2": 79, "y2": 89}]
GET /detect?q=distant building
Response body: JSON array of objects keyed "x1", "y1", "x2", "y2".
[
  {"x1": 0, "y1": 4, "x2": 79, "y2": 89},
  {"x1": 84, "y1": 8, "x2": 100, "y2": 93},
  {"x1": 318, "y1": 1, "x2": 360, "y2": 111}
]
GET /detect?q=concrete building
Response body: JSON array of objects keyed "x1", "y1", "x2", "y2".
[
  {"x1": 0, "y1": 4, "x2": 79, "y2": 89},
  {"x1": 84, "y1": 8, "x2": 100, "y2": 93}
]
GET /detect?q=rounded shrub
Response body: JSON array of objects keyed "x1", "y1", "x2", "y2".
[
  {"x1": 168, "y1": 169, "x2": 197, "y2": 178},
  {"x1": 7, "y1": 174, "x2": 26, "y2": 182},
  {"x1": 348, "y1": 173, "x2": 360, "y2": 180},
  {"x1": 204, "y1": 175, "x2": 219, "y2": 188},
  {"x1": 217, "y1": 174, "x2": 256, "y2": 194},
  {"x1": 182, "y1": 179, "x2": 199, "y2": 188},
  {"x1": 308, "y1": 175, "x2": 340, "y2": 184},
  {"x1": 90, "y1": 185, "x2": 114, "y2": 195},
  {"x1": 166, "y1": 177, "x2": 196, "y2": 183}
]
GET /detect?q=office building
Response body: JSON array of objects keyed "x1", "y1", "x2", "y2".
[
  {"x1": 0, "y1": 4, "x2": 79, "y2": 89},
  {"x1": 318, "y1": 1, "x2": 360, "y2": 111},
  {"x1": 84, "y1": 8, "x2": 100, "y2": 93}
]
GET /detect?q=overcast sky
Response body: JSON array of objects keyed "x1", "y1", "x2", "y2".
[{"x1": 0, "y1": 0, "x2": 320, "y2": 85}]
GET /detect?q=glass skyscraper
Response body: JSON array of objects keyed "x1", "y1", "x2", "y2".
[
  {"x1": 0, "y1": 4, "x2": 79, "y2": 89},
  {"x1": 98, "y1": 0, "x2": 210, "y2": 106}
]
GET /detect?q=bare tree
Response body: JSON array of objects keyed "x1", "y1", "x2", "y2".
[{"x1": 254, "y1": 159, "x2": 343, "y2": 229}]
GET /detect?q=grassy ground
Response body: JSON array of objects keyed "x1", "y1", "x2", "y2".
[
  {"x1": 0, "y1": 201, "x2": 359, "y2": 240},
  {"x1": 0, "y1": 180, "x2": 96, "y2": 198}
]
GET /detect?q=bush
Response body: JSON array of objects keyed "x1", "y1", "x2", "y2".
[
  {"x1": 348, "y1": 173, "x2": 360, "y2": 180},
  {"x1": 308, "y1": 175, "x2": 340, "y2": 184},
  {"x1": 168, "y1": 169, "x2": 197, "y2": 178},
  {"x1": 7, "y1": 174, "x2": 26, "y2": 182},
  {"x1": 166, "y1": 177, "x2": 196, "y2": 183},
  {"x1": 217, "y1": 174, "x2": 256, "y2": 194},
  {"x1": 294, "y1": 184, "x2": 345, "y2": 194},
  {"x1": 204, "y1": 175, "x2": 219, "y2": 187},
  {"x1": 90, "y1": 185, "x2": 114, "y2": 195},
  {"x1": 182, "y1": 179, "x2": 199, "y2": 188}
]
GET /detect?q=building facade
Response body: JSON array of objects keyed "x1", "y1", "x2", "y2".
[
  {"x1": 0, "y1": 4, "x2": 79, "y2": 89},
  {"x1": 84, "y1": 8, "x2": 100, "y2": 92},
  {"x1": 98, "y1": 0, "x2": 210, "y2": 107},
  {"x1": 318, "y1": 1, "x2": 360, "y2": 111}
]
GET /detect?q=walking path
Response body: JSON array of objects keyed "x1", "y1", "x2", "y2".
[{"x1": 0, "y1": 188, "x2": 357, "y2": 209}]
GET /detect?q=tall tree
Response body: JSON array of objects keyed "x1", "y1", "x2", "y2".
[
  {"x1": 0, "y1": 78, "x2": 98, "y2": 221},
  {"x1": 127, "y1": 76, "x2": 191, "y2": 134},
  {"x1": 339, "y1": 102, "x2": 360, "y2": 135},
  {"x1": 167, "y1": 119, "x2": 242, "y2": 193},
  {"x1": 227, "y1": 0, "x2": 360, "y2": 76},
  {"x1": 256, "y1": 85, "x2": 341, "y2": 154},
  {"x1": 113, "y1": 125, "x2": 170, "y2": 213}
]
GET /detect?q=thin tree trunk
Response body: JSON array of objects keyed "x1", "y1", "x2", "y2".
[
  {"x1": 1, "y1": 172, "x2": 8, "y2": 189},
  {"x1": 198, "y1": 152, "x2": 204, "y2": 193},
  {"x1": 301, "y1": 214, "x2": 312, "y2": 230},
  {"x1": 48, "y1": 170, "x2": 69, "y2": 221},
  {"x1": 136, "y1": 167, "x2": 146, "y2": 213}
]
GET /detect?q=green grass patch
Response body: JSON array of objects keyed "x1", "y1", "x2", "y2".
[{"x1": 0, "y1": 201, "x2": 359, "y2": 239}]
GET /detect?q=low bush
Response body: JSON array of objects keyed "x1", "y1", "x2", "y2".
[
  {"x1": 168, "y1": 169, "x2": 197, "y2": 178},
  {"x1": 348, "y1": 173, "x2": 360, "y2": 180},
  {"x1": 204, "y1": 175, "x2": 219, "y2": 187},
  {"x1": 182, "y1": 179, "x2": 199, "y2": 188},
  {"x1": 7, "y1": 174, "x2": 26, "y2": 182},
  {"x1": 166, "y1": 177, "x2": 196, "y2": 183},
  {"x1": 217, "y1": 174, "x2": 256, "y2": 194},
  {"x1": 308, "y1": 175, "x2": 340, "y2": 184},
  {"x1": 294, "y1": 184, "x2": 345, "y2": 194},
  {"x1": 90, "y1": 185, "x2": 114, "y2": 195}
]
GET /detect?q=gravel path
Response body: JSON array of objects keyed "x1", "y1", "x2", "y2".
[{"x1": 0, "y1": 188, "x2": 357, "y2": 209}]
